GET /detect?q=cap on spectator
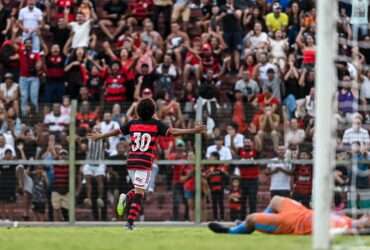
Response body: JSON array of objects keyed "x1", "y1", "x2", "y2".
[
  {"x1": 273, "y1": 2, "x2": 281, "y2": 10},
  {"x1": 267, "y1": 68, "x2": 275, "y2": 74},
  {"x1": 143, "y1": 88, "x2": 152, "y2": 95},
  {"x1": 60, "y1": 149, "x2": 68, "y2": 155},
  {"x1": 4, "y1": 148, "x2": 12, "y2": 155},
  {"x1": 176, "y1": 139, "x2": 185, "y2": 147},
  {"x1": 4, "y1": 72, "x2": 13, "y2": 79}
]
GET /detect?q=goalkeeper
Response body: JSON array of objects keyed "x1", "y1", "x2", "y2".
[{"x1": 209, "y1": 196, "x2": 370, "y2": 235}]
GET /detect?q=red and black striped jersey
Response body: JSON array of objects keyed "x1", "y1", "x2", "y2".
[{"x1": 120, "y1": 119, "x2": 169, "y2": 170}]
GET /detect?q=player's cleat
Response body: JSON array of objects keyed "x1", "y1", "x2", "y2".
[
  {"x1": 125, "y1": 222, "x2": 135, "y2": 231},
  {"x1": 97, "y1": 198, "x2": 105, "y2": 208},
  {"x1": 116, "y1": 193, "x2": 127, "y2": 217},
  {"x1": 208, "y1": 222, "x2": 229, "y2": 234}
]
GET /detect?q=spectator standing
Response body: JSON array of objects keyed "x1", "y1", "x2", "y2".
[
  {"x1": 168, "y1": 139, "x2": 189, "y2": 221},
  {"x1": 64, "y1": 48, "x2": 87, "y2": 99},
  {"x1": 350, "y1": 0, "x2": 369, "y2": 41},
  {"x1": 205, "y1": 152, "x2": 227, "y2": 221},
  {"x1": 100, "y1": 112, "x2": 120, "y2": 156},
  {"x1": 104, "y1": 61, "x2": 127, "y2": 104},
  {"x1": 265, "y1": 146, "x2": 292, "y2": 198},
  {"x1": 349, "y1": 141, "x2": 370, "y2": 209},
  {"x1": 292, "y1": 149, "x2": 313, "y2": 208},
  {"x1": 83, "y1": 125, "x2": 106, "y2": 209},
  {"x1": 31, "y1": 165, "x2": 48, "y2": 221},
  {"x1": 220, "y1": 0, "x2": 243, "y2": 71},
  {"x1": 0, "y1": 148, "x2": 17, "y2": 220},
  {"x1": 49, "y1": 18, "x2": 70, "y2": 49},
  {"x1": 17, "y1": 37, "x2": 42, "y2": 115},
  {"x1": 152, "y1": 0, "x2": 173, "y2": 37},
  {"x1": 66, "y1": 4, "x2": 97, "y2": 49},
  {"x1": 18, "y1": 0, "x2": 43, "y2": 52},
  {"x1": 229, "y1": 177, "x2": 241, "y2": 221},
  {"x1": 51, "y1": 148, "x2": 69, "y2": 221},
  {"x1": 43, "y1": 44, "x2": 66, "y2": 103},
  {"x1": 239, "y1": 138, "x2": 259, "y2": 217},
  {"x1": 99, "y1": 0, "x2": 128, "y2": 41}
]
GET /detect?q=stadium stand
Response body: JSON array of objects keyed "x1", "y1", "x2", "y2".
[{"x1": 0, "y1": 0, "x2": 369, "y2": 223}]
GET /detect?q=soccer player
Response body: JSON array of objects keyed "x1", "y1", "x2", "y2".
[
  {"x1": 89, "y1": 98, "x2": 205, "y2": 229},
  {"x1": 209, "y1": 196, "x2": 370, "y2": 235}
]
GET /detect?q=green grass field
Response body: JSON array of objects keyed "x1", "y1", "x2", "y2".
[{"x1": 1, "y1": 227, "x2": 369, "y2": 250}]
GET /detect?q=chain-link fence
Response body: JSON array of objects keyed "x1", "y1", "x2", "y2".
[{"x1": 0, "y1": 98, "x2": 369, "y2": 225}]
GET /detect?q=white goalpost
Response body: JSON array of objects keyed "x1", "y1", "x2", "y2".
[{"x1": 313, "y1": 0, "x2": 338, "y2": 249}]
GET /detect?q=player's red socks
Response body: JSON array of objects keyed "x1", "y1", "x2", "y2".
[
  {"x1": 126, "y1": 189, "x2": 136, "y2": 202},
  {"x1": 127, "y1": 193, "x2": 144, "y2": 226}
]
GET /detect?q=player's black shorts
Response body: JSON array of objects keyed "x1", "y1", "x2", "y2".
[{"x1": 32, "y1": 202, "x2": 46, "y2": 214}]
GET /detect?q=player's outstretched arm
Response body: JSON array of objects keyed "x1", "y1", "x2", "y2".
[
  {"x1": 169, "y1": 124, "x2": 206, "y2": 136},
  {"x1": 88, "y1": 129, "x2": 121, "y2": 141}
]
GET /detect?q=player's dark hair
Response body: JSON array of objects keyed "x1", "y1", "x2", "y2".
[
  {"x1": 137, "y1": 98, "x2": 156, "y2": 121},
  {"x1": 210, "y1": 151, "x2": 220, "y2": 160}
]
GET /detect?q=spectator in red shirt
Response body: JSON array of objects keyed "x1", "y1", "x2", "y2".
[
  {"x1": 76, "y1": 101, "x2": 97, "y2": 132},
  {"x1": 205, "y1": 152, "x2": 228, "y2": 221},
  {"x1": 43, "y1": 44, "x2": 66, "y2": 103},
  {"x1": 64, "y1": 47, "x2": 87, "y2": 100},
  {"x1": 229, "y1": 177, "x2": 242, "y2": 221},
  {"x1": 17, "y1": 37, "x2": 42, "y2": 115},
  {"x1": 239, "y1": 138, "x2": 259, "y2": 218},
  {"x1": 104, "y1": 61, "x2": 127, "y2": 104},
  {"x1": 181, "y1": 152, "x2": 195, "y2": 221},
  {"x1": 168, "y1": 139, "x2": 189, "y2": 221},
  {"x1": 292, "y1": 147, "x2": 313, "y2": 208},
  {"x1": 51, "y1": 148, "x2": 70, "y2": 221}
]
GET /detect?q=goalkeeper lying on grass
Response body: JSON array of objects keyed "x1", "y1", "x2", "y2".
[{"x1": 209, "y1": 196, "x2": 370, "y2": 235}]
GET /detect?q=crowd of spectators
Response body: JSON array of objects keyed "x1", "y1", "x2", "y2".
[{"x1": 0, "y1": 0, "x2": 369, "y2": 222}]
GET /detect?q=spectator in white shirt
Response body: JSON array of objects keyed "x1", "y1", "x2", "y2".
[
  {"x1": 206, "y1": 136, "x2": 233, "y2": 161},
  {"x1": 342, "y1": 114, "x2": 370, "y2": 149},
  {"x1": 285, "y1": 118, "x2": 305, "y2": 147},
  {"x1": 44, "y1": 103, "x2": 70, "y2": 132},
  {"x1": 66, "y1": 5, "x2": 97, "y2": 49},
  {"x1": 0, "y1": 73, "x2": 20, "y2": 116},
  {"x1": 18, "y1": 0, "x2": 43, "y2": 52},
  {"x1": 244, "y1": 22, "x2": 269, "y2": 52},
  {"x1": 256, "y1": 52, "x2": 278, "y2": 83},
  {"x1": 350, "y1": 0, "x2": 369, "y2": 41},
  {"x1": 265, "y1": 145, "x2": 292, "y2": 198},
  {"x1": 224, "y1": 123, "x2": 244, "y2": 157},
  {"x1": 100, "y1": 112, "x2": 120, "y2": 156},
  {"x1": 0, "y1": 134, "x2": 15, "y2": 158}
]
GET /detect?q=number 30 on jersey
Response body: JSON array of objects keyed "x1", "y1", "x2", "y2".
[{"x1": 132, "y1": 132, "x2": 152, "y2": 152}]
